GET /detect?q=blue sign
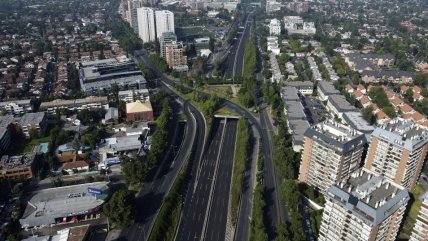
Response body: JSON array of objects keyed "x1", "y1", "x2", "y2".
[{"x1": 88, "y1": 187, "x2": 102, "y2": 195}]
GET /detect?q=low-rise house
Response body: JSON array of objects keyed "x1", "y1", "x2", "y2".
[
  {"x1": 126, "y1": 100, "x2": 154, "y2": 122},
  {"x1": 359, "y1": 96, "x2": 371, "y2": 108},
  {"x1": 62, "y1": 156, "x2": 89, "y2": 173},
  {"x1": 345, "y1": 84, "x2": 353, "y2": 93},
  {"x1": 103, "y1": 107, "x2": 119, "y2": 125},
  {"x1": 400, "y1": 104, "x2": 415, "y2": 114},
  {"x1": 375, "y1": 110, "x2": 390, "y2": 124}
]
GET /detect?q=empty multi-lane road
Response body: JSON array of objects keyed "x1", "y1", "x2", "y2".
[{"x1": 175, "y1": 117, "x2": 238, "y2": 241}]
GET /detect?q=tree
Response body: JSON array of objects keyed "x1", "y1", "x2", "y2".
[
  {"x1": 415, "y1": 73, "x2": 428, "y2": 86},
  {"x1": 403, "y1": 88, "x2": 414, "y2": 104},
  {"x1": 382, "y1": 106, "x2": 397, "y2": 118},
  {"x1": 361, "y1": 106, "x2": 376, "y2": 125},
  {"x1": 121, "y1": 158, "x2": 145, "y2": 186},
  {"x1": 103, "y1": 189, "x2": 135, "y2": 228}
]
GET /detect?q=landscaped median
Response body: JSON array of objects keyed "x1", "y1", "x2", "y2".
[
  {"x1": 249, "y1": 145, "x2": 268, "y2": 241},
  {"x1": 148, "y1": 159, "x2": 189, "y2": 241},
  {"x1": 231, "y1": 118, "x2": 250, "y2": 225}
]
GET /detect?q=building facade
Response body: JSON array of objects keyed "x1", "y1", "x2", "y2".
[
  {"x1": 269, "y1": 18, "x2": 281, "y2": 35},
  {"x1": 319, "y1": 168, "x2": 409, "y2": 241},
  {"x1": 137, "y1": 7, "x2": 156, "y2": 43},
  {"x1": 165, "y1": 41, "x2": 188, "y2": 69},
  {"x1": 159, "y1": 32, "x2": 177, "y2": 59},
  {"x1": 299, "y1": 121, "x2": 366, "y2": 192},
  {"x1": 126, "y1": 100, "x2": 154, "y2": 122},
  {"x1": 155, "y1": 10, "x2": 175, "y2": 40},
  {"x1": 410, "y1": 191, "x2": 428, "y2": 241},
  {"x1": 364, "y1": 118, "x2": 428, "y2": 190},
  {"x1": 0, "y1": 154, "x2": 37, "y2": 180}
]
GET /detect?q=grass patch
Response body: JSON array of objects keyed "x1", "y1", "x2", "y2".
[
  {"x1": 215, "y1": 106, "x2": 237, "y2": 116},
  {"x1": 231, "y1": 118, "x2": 249, "y2": 225},
  {"x1": 398, "y1": 184, "x2": 426, "y2": 240},
  {"x1": 9, "y1": 135, "x2": 51, "y2": 155}
]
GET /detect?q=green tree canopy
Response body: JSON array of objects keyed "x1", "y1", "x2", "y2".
[{"x1": 103, "y1": 189, "x2": 135, "y2": 228}]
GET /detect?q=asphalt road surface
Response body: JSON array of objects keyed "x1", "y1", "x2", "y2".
[
  {"x1": 233, "y1": 13, "x2": 251, "y2": 78},
  {"x1": 204, "y1": 118, "x2": 238, "y2": 241},
  {"x1": 223, "y1": 13, "x2": 251, "y2": 79},
  {"x1": 120, "y1": 94, "x2": 186, "y2": 241},
  {"x1": 175, "y1": 118, "x2": 225, "y2": 241}
]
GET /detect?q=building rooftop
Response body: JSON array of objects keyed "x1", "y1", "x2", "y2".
[
  {"x1": 17, "y1": 112, "x2": 45, "y2": 126},
  {"x1": 318, "y1": 81, "x2": 340, "y2": 95},
  {"x1": 0, "y1": 115, "x2": 14, "y2": 138},
  {"x1": 126, "y1": 100, "x2": 153, "y2": 114},
  {"x1": 327, "y1": 168, "x2": 409, "y2": 225},
  {"x1": 0, "y1": 154, "x2": 36, "y2": 173},
  {"x1": 328, "y1": 95, "x2": 357, "y2": 113},
  {"x1": 285, "y1": 101, "x2": 306, "y2": 120},
  {"x1": 289, "y1": 119, "x2": 310, "y2": 146},
  {"x1": 372, "y1": 118, "x2": 428, "y2": 151},
  {"x1": 342, "y1": 111, "x2": 375, "y2": 134},
  {"x1": 40, "y1": 96, "x2": 108, "y2": 109},
  {"x1": 20, "y1": 182, "x2": 109, "y2": 228},
  {"x1": 280, "y1": 86, "x2": 300, "y2": 101},
  {"x1": 305, "y1": 121, "x2": 366, "y2": 153},
  {"x1": 0, "y1": 99, "x2": 31, "y2": 107},
  {"x1": 99, "y1": 135, "x2": 142, "y2": 152},
  {"x1": 286, "y1": 81, "x2": 314, "y2": 89}
]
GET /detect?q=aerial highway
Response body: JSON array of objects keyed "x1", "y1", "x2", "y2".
[
  {"x1": 120, "y1": 52, "x2": 207, "y2": 241},
  {"x1": 175, "y1": 117, "x2": 238, "y2": 241},
  {"x1": 204, "y1": 118, "x2": 238, "y2": 241},
  {"x1": 223, "y1": 13, "x2": 251, "y2": 79}
]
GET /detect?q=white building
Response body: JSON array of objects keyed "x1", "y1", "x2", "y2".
[
  {"x1": 267, "y1": 36, "x2": 280, "y2": 55},
  {"x1": 365, "y1": 119, "x2": 428, "y2": 190},
  {"x1": 137, "y1": 7, "x2": 156, "y2": 43},
  {"x1": 410, "y1": 191, "x2": 428, "y2": 241},
  {"x1": 319, "y1": 168, "x2": 409, "y2": 241},
  {"x1": 155, "y1": 10, "x2": 174, "y2": 40},
  {"x1": 269, "y1": 19, "x2": 281, "y2": 35}
]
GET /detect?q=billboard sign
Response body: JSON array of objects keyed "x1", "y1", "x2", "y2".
[{"x1": 88, "y1": 187, "x2": 102, "y2": 195}]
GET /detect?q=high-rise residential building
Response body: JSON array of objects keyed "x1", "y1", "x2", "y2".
[
  {"x1": 364, "y1": 118, "x2": 428, "y2": 190},
  {"x1": 137, "y1": 7, "x2": 156, "y2": 43},
  {"x1": 160, "y1": 32, "x2": 177, "y2": 59},
  {"x1": 319, "y1": 168, "x2": 409, "y2": 241},
  {"x1": 299, "y1": 121, "x2": 366, "y2": 192},
  {"x1": 155, "y1": 10, "x2": 174, "y2": 40},
  {"x1": 129, "y1": 1, "x2": 142, "y2": 34},
  {"x1": 165, "y1": 41, "x2": 187, "y2": 70},
  {"x1": 269, "y1": 19, "x2": 281, "y2": 35},
  {"x1": 410, "y1": 191, "x2": 428, "y2": 241}
]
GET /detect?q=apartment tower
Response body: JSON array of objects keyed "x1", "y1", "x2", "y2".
[
  {"x1": 136, "y1": 7, "x2": 156, "y2": 43},
  {"x1": 165, "y1": 41, "x2": 187, "y2": 69},
  {"x1": 159, "y1": 32, "x2": 177, "y2": 59},
  {"x1": 299, "y1": 121, "x2": 366, "y2": 192},
  {"x1": 155, "y1": 10, "x2": 174, "y2": 40},
  {"x1": 319, "y1": 168, "x2": 409, "y2": 241},
  {"x1": 410, "y1": 191, "x2": 428, "y2": 241},
  {"x1": 364, "y1": 118, "x2": 428, "y2": 190}
]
